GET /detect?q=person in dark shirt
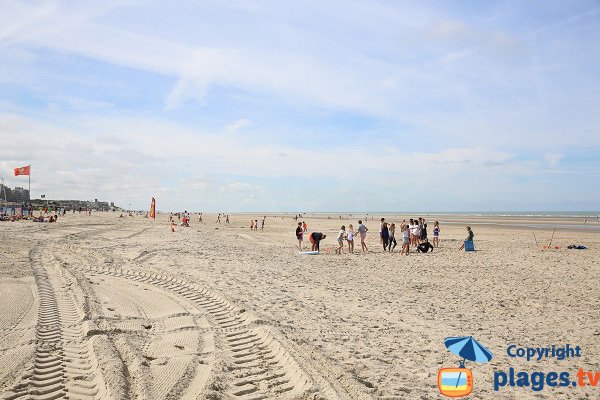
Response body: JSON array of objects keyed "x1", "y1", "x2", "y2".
[
  {"x1": 296, "y1": 222, "x2": 304, "y2": 251},
  {"x1": 459, "y1": 226, "x2": 474, "y2": 250},
  {"x1": 417, "y1": 240, "x2": 434, "y2": 253},
  {"x1": 310, "y1": 232, "x2": 327, "y2": 252},
  {"x1": 381, "y1": 222, "x2": 390, "y2": 251}
]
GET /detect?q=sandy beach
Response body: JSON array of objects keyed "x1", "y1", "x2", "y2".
[{"x1": 0, "y1": 213, "x2": 598, "y2": 399}]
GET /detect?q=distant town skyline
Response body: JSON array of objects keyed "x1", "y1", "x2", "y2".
[{"x1": 1, "y1": 1, "x2": 599, "y2": 211}]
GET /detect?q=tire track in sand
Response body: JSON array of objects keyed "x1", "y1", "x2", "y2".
[
  {"x1": 63, "y1": 248, "x2": 354, "y2": 400},
  {"x1": 3, "y1": 247, "x2": 110, "y2": 400}
]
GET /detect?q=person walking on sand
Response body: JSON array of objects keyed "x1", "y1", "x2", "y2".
[
  {"x1": 335, "y1": 226, "x2": 346, "y2": 254},
  {"x1": 226, "y1": 214, "x2": 229, "y2": 224},
  {"x1": 347, "y1": 224, "x2": 355, "y2": 254},
  {"x1": 250, "y1": 219, "x2": 254, "y2": 231},
  {"x1": 216, "y1": 213, "x2": 221, "y2": 223},
  {"x1": 254, "y1": 219, "x2": 258, "y2": 231},
  {"x1": 401, "y1": 224, "x2": 410, "y2": 255},
  {"x1": 459, "y1": 226, "x2": 475, "y2": 250},
  {"x1": 381, "y1": 222, "x2": 390, "y2": 251},
  {"x1": 261, "y1": 216, "x2": 265, "y2": 230},
  {"x1": 302, "y1": 221, "x2": 307, "y2": 232},
  {"x1": 357, "y1": 220, "x2": 368, "y2": 253},
  {"x1": 379, "y1": 218, "x2": 385, "y2": 244},
  {"x1": 388, "y1": 223, "x2": 397, "y2": 252},
  {"x1": 309, "y1": 232, "x2": 326, "y2": 252},
  {"x1": 296, "y1": 222, "x2": 304, "y2": 251},
  {"x1": 432, "y1": 221, "x2": 440, "y2": 247}
]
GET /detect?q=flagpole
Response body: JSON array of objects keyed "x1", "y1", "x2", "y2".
[{"x1": 28, "y1": 164, "x2": 31, "y2": 204}]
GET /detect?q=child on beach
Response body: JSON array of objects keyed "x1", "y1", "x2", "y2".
[
  {"x1": 357, "y1": 220, "x2": 368, "y2": 253},
  {"x1": 335, "y1": 225, "x2": 346, "y2": 254},
  {"x1": 432, "y1": 221, "x2": 440, "y2": 247},
  {"x1": 250, "y1": 220, "x2": 254, "y2": 230},
  {"x1": 296, "y1": 222, "x2": 304, "y2": 251},
  {"x1": 388, "y1": 223, "x2": 397, "y2": 252},
  {"x1": 347, "y1": 224, "x2": 355, "y2": 253},
  {"x1": 302, "y1": 221, "x2": 307, "y2": 232},
  {"x1": 401, "y1": 224, "x2": 410, "y2": 255}
]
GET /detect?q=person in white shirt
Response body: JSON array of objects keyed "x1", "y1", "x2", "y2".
[
  {"x1": 335, "y1": 225, "x2": 346, "y2": 254},
  {"x1": 346, "y1": 224, "x2": 355, "y2": 253}
]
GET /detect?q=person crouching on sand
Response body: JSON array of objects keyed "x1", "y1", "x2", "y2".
[
  {"x1": 296, "y1": 222, "x2": 304, "y2": 251},
  {"x1": 335, "y1": 225, "x2": 346, "y2": 254},
  {"x1": 309, "y1": 232, "x2": 326, "y2": 252}
]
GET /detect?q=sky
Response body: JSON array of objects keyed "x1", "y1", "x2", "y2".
[{"x1": 1, "y1": 0, "x2": 599, "y2": 212}]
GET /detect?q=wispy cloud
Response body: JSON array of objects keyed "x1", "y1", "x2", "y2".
[{"x1": 1, "y1": 1, "x2": 599, "y2": 210}]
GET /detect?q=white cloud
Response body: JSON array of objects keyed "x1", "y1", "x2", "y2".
[
  {"x1": 544, "y1": 153, "x2": 562, "y2": 166},
  {"x1": 225, "y1": 118, "x2": 251, "y2": 132}
]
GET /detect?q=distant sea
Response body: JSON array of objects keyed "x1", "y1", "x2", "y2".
[
  {"x1": 292, "y1": 211, "x2": 600, "y2": 231},
  {"x1": 304, "y1": 211, "x2": 600, "y2": 218}
]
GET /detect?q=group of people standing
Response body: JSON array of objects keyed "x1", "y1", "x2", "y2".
[
  {"x1": 379, "y1": 217, "x2": 440, "y2": 255},
  {"x1": 297, "y1": 217, "x2": 441, "y2": 255}
]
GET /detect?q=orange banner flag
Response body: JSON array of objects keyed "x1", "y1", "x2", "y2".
[{"x1": 150, "y1": 197, "x2": 156, "y2": 219}]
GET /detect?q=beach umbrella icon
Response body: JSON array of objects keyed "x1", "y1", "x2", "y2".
[
  {"x1": 438, "y1": 336, "x2": 493, "y2": 397},
  {"x1": 444, "y1": 336, "x2": 493, "y2": 366}
]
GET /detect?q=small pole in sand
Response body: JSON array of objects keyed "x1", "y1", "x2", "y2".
[
  {"x1": 533, "y1": 232, "x2": 538, "y2": 247},
  {"x1": 548, "y1": 227, "x2": 556, "y2": 246}
]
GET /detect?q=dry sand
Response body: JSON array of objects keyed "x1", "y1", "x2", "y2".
[{"x1": 0, "y1": 212, "x2": 598, "y2": 399}]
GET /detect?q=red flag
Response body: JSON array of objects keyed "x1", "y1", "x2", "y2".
[
  {"x1": 14, "y1": 165, "x2": 30, "y2": 176},
  {"x1": 150, "y1": 197, "x2": 156, "y2": 219}
]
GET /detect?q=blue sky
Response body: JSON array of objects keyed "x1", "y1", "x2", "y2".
[{"x1": 1, "y1": 0, "x2": 599, "y2": 211}]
